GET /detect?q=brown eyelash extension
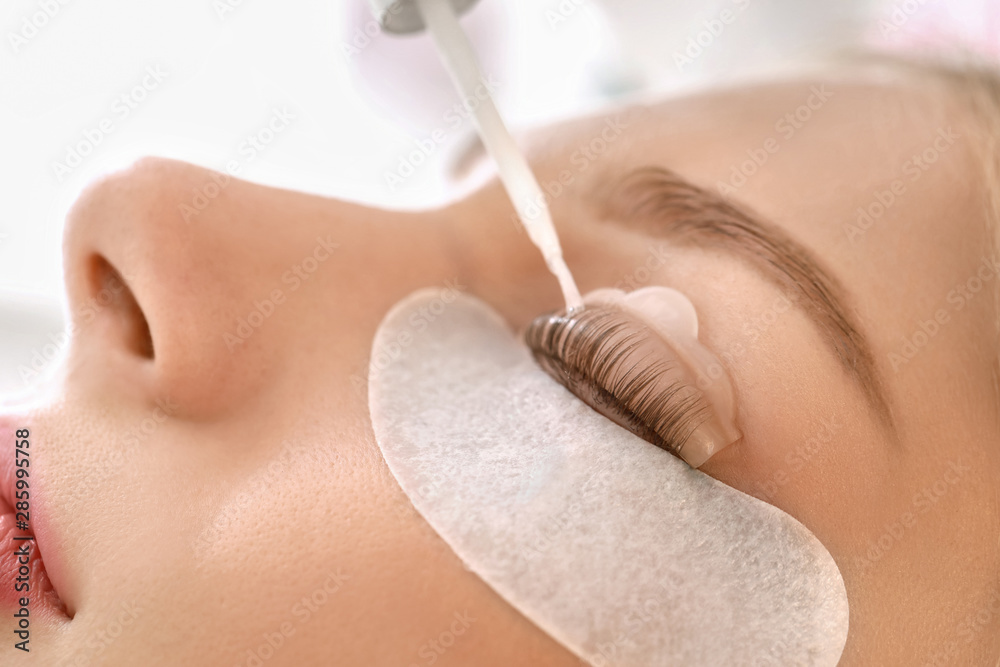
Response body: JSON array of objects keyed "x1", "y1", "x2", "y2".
[{"x1": 524, "y1": 306, "x2": 712, "y2": 458}]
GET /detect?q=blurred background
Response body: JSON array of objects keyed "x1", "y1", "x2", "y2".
[{"x1": 1, "y1": 0, "x2": 998, "y2": 398}]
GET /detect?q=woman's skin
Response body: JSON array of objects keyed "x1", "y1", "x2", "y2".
[{"x1": 2, "y1": 74, "x2": 999, "y2": 665}]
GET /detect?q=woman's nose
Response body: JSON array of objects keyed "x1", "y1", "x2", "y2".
[{"x1": 61, "y1": 157, "x2": 339, "y2": 419}]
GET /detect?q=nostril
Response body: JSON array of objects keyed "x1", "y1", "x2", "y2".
[{"x1": 87, "y1": 255, "x2": 155, "y2": 360}]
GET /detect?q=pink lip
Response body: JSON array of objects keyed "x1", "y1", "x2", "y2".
[{"x1": 0, "y1": 419, "x2": 71, "y2": 620}]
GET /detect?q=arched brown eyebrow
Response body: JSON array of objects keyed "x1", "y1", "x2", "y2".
[{"x1": 595, "y1": 166, "x2": 894, "y2": 430}]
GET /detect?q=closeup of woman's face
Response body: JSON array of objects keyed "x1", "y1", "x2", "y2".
[{"x1": 4, "y1": 75, "x2": 999, "y2": 665}]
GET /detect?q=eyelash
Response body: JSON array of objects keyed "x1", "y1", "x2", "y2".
[{"x1": 524, "y1": 306, "x2": 712, "y2": 459}]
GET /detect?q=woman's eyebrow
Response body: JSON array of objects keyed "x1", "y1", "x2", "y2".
[{"x1": 596, "y1": 166, "x2": 894, "y2": 429}]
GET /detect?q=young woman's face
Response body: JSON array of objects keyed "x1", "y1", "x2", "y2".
[{"x1": 4, "y1": 77, "x2": 999, "y2": 666}]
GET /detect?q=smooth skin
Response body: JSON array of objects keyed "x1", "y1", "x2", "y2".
[{"x1": 4, "y1": 73, "x2": 1000, "y2": 665}]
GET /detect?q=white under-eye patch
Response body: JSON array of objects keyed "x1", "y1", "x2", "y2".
[{"x1": 368, "y1": 289, "x2": 849, "y2": 666}]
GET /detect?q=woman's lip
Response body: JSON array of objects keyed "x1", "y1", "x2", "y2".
[{"x1": 0, "y1": 420, "x2": 71, "y2": 620}]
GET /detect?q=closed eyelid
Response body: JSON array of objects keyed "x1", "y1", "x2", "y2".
[
  {"x1": 593, "y1": 166, "x2": 896, "y2": 433},
  {"x1": 524, "y1": 305, "x2": 741, "y2": 467}
]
